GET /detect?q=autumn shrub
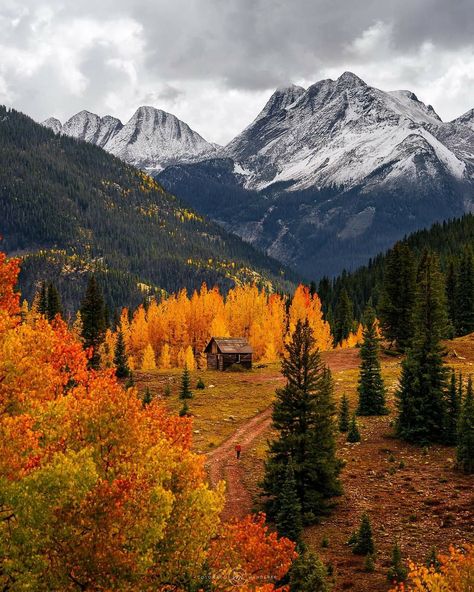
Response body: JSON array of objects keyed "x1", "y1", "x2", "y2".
[{"x1": 389, "y1": 544, "x2": 474, "y2": 592}]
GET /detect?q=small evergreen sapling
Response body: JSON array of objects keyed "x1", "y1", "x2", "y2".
[
  {"x1": 338, "y1": 394, "x2": 350, "y2": 432},
  {"x1": 347, "y1": 413, "x2": 361, "y2": 443},
  {"x1": 179, "y1": 365, "x2": 193, "y2": 400},
  {"x1": 387, "y1": 542, "x2": 407, "y2": 583},
  {"x1": 196, "y1": 377, "x2": 205, "y2": 389},
  {"x1": 351, "y1": 513, "x2": 375, "y2": 555},
  {"x1": 179, "y1": 399, "x2": 190, "y2": 417},
  {"x1": 142, "y1": 387, "x2": 153, "y2": 407}
]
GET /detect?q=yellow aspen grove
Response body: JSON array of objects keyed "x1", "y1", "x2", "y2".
[
  {"x1": 141, "y1": 343, "x2": 157, "y2": 370},
  {"x1": 185, "y1": 345, "x2": 197, "y2": 370},
  {"x1": 158, "y1": 343, "x2": 172, "y2": 369},
  {"x1": 146, "y1": 299, "x2": 166, "y2": 355},
  {"x1": 288, "y1": 284, "x2": 333, "y2": 351},
  {"x1": 119, "y1": 308, "x2": 132, "y2": 351},
  {"x1": 261, "y1": 339, "x2": 279, "y2": 363},
  {"x1": 210, "y1": 313, "x2": 229, "y2": 338}
]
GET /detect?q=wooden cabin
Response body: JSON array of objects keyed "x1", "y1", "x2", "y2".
[{"x1": 204, "y1": 337, "x2": 253, "y2": 371}]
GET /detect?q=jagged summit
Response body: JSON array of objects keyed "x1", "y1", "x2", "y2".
[
  {"x1": 42, "y1": 106, "x2": 217, "y2": 172},
  {"x1": 453, "y1": 108, "x2": 474, "y2": 131}
]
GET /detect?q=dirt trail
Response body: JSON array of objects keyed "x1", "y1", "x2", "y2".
[{"x1": 205, "y1": 349, "x2": 362, "y2": 521}]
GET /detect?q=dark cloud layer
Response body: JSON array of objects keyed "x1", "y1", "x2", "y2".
[{"x1": 1, "y1": 0, "x2": 473, "y2": 143}]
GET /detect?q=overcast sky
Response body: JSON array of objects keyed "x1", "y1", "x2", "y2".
[{"x1": 1, "y1": 0, "x2": 474, "y2": 144}]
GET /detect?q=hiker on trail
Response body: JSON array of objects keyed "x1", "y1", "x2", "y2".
[{"x1": 235, "y1": 444, "x2": 242, "y2": 460}]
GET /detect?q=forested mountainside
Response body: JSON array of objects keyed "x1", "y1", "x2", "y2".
[
  {"x1": 0, "y1": 106, "x2": 297, "y2": 312},
  {"x1": 318, "y1": 214, "x2": 474, "y2": 324}
]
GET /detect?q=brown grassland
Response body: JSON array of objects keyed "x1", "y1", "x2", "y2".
[{"x1": 135, "y1": 336, "x2": 474, "y2": 592}]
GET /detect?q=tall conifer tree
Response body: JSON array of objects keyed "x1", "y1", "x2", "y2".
[
  {"x1": 262, "y1": 320, "x2": 341, "y2": 523},
  {"x1": 80, "y1": 275, "x2": 107, "y2": 369},
  {"x1": 396, "y1": 252, "x2": 449, "y2": 444},
  {"x1": 357, "y1": 306, "x2": 387, "y2": 415},
  {"x1": 445, "y1": 370, "x2": 461, "y2": 445},
  {"x1": 333, "y1": 289, "x2": 353, "y2": 346},
  {"x1": 275, "y1": 460, "x2": 303, "y2": 545},
  {"x1": 457, "y1": 375, "x2": 474, "y2": 473},
  {"x1": 379, "y1": 243, "x2": 416, "y2": 351},
  {"x1": 114, "y1": 330, "x2": 130, "y2": 378},
  {"x1": 455, "y1": 246, "x2": 474, "y2": 336},
  {"x1": 46, "y1": 282, "x2": 62, "y2": 320}
]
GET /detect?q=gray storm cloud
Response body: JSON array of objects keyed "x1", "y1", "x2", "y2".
[{"x1": 1, "y1": 0, "x2": 473, "y2": 144}]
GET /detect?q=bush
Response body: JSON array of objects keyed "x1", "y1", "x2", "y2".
[
  {"x1": 351, "y1": 513, "x2": 375, "y2": 555},
  {"x1": 226, "y1": 363, "x2": 248, "y2": 372},
  {"x1": 196, "y1": 377, "x2": 205, "y2": 389}
]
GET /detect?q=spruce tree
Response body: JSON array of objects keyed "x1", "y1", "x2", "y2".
[
  {"x1": 46, "y1": 282, "x2": 62, "y2": 320},
  {"x1": 80, "y1": 275, "x2": 107, "y2": 369},
  {"x1": 357, "y1": 306, "x2": 387, "y2": 415},
  {"x1": 455, "y1": 246, "x2": 474, "y2": 336},
  {"x1": 396, "y1": 252, "x2": 450, "y2": 444},
  {"x1": 113, "y1": 330, "x2": 130, "y2": 378},
  {"x1": 179, "y1": 365, "x2": 193, "y2": 400},
  {"x1": 457, "y1": 375, "x2": 474, "y2": 473},
  {"x1": 347, "y1": 413, "x2": 361, "y2": 443},
  {"x1": 338, "y1": 394, "x2": 350, "y2": 432},
  {"x1": 445, "y1": 259, "x2": 458, "y2": 333},
  {"x1": 289, "y1": 551, "x2": 329, "y2": 592},
  {"x1": 379, "y1": 242, "x2": 416, "y2": 351},
  {"x1": 262, "y1": 320, "x2": 342, "y2": 523},
  {"x1": 38, "y1": 281, "x2": 48, "y2": 316},
  {"x1": 351, "y1": 513, "x2": 375, "y2": 555},
  {"x1": 444, "y1": 370, "x2": 461, "y2": 445},
  {"x1": 333, "y1": 289, "x2": 353, "y2": 346},
  {"x1": 276, "y1": 460, "x2": 303, "y2": 545},
  {"x1": 179, "y1": 399, "x2": 190, "y2": 417},
  {"x1": 387, "y1": 542, "x2": 407, "y2": 583}
]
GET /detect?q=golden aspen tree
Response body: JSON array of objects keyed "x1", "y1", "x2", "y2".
[
  {"x1": 158, "y1": 343, "x2": 172, "y2": 369},
  {"x1": 288, "y1": 285, "x2": 333, "y2": 351},
  {"x1": 177, "y1": 346, "x2": 186, "y2": 368},
  {"x1": 185, "y1": 345, "x2": 196, "y2": 370},
  {"x1": 129, "y1": 305, "x2": 149, "y2": 360},
  {"x1": 141, "y1": 343, "x2": 157, "y2": 371}
]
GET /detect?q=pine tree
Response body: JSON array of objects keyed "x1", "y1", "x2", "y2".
[
  {"x1": 262, "y1": 320, "x2": 342, "y2": 523},
  {"x1": 445, "y1": 259, "x2": 458, "y2": 333},
  {"x1": 444, "y1": 370, "x2": 461, "y2": 445},
  {"x1": 338, "y1": 394, "x2": 350, "y2": 432},
  {"x1": 275, "y1": 460, "x2": 303, "y2": 545},
  {"x1": 396, "y1": 252, "x2": 450, "y2": 444},
  {"x1": 457, "y1": 375, "x2": 474, "y2": 473},
  {"x1": 357, "y1": 306, "x2": 387, "y2": 415},
  {"x1": 347, "y1": 413, "x2": 361, "y2": 443},
  {"x1": 379, "y1": 243, "x2": 416, "y2": 351},
  {"x1": 387, "y1": 542, "x2": 407, "y2": 583},
  {"x1": 114, "y1": 330, "x2": 130, "y2": 378},
  {"x1": 38, "y1": 281, "x2": 48, "y2": 316},
  {"x1": 46, "y1": 282, "x2": 62, "y2": 320},
  {"x1": 351, "y1": 513, "x2": 375, "y2": 555},
  {"x1": 333, "y1": 289, "x2": 353, "y2": 346},
  {"x1": 80, "y1": 275, "x2": 107, "y2": 369},
  {"x1": 179, "y1": 365, "x2": 193, "y2": 400},
  {"x1": 289, "y1": 551, "x2": 329, "y2": 592},
  {"x1": 455, "y1": 246, "x2": 474, "y2": 336}
]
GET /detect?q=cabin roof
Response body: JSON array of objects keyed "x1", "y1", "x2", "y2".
[{"x1": 204, "y1": 337, "x2": 253, "y2": 354}]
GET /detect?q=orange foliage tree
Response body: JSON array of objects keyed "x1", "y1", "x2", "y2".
[
  {"x1": 390, "y1": 545, "x2": 474, "y2": 592},
  {"x1": 0, "y1": 249, "x2": 295, "y2": 591}
]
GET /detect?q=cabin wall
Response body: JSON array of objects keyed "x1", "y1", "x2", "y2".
[{"x1": 207, "y1": 352, "x2": 253, "y2": 371}]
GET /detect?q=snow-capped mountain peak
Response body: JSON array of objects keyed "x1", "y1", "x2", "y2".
[
  {"x1": 453, "y1": 108, "x2": 474, "y2": 131},
  {"x1": 41, "y1": 106, "x2": 217, "y2": 172}
]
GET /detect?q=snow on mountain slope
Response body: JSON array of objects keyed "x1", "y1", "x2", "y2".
[
  {"x1": 223, "y1": 71, "x2": 468, "y2": 192},
  {"x1": 105, "y1": 106, "x2": 216, "y2": 172},
  {"x1": 42, "y1": 107, "x2": 217, "y2": 172}
]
